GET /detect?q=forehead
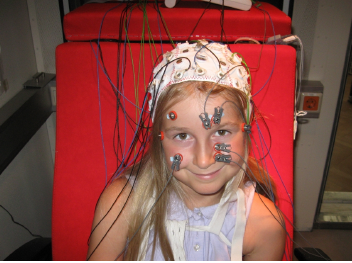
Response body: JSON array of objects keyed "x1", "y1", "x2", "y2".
[{"x1": 162, "y1": 93, "x2": 243, "y2": 128}]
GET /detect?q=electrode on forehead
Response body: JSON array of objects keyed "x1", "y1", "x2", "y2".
[
  {"x1": 167, "y1": 111, "x2": 177, "y2": 120},
  {"x1": 199, "y1": 113, "x2": 211, "y2": 130},
  {"x1": 159, "y1": 131, "x2": 164, "y2": 140},
  {"x1": 212, "y1": 106, "x2": 224, "y2": 124},
  {"x1": 148, "y1": 40, "x2": 252, "y2": 121}
]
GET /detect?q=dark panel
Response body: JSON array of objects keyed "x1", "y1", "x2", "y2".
[{"x1": 0, "y1": 84, "x2": 54, "y2": 175}]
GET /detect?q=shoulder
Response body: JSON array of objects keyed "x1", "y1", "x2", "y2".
[
  {"x1": 101, "y1": 176, "x2": 133, "y2": 206},
  {"x1": 243, "y1": 193, "x2": 286, "y2": 261},
  {"x1": 87, "y1": 177, "x2": 133, "y2": 260}
]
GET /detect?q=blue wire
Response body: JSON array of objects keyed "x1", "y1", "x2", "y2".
[
  {"x1": 255, "y1": 118, "x2": 295, "y2": 214},
  {"x1": 253, "y1": 121, "x2": 275, "y2": 201},
  {"x1": 252, "y1": 5, "x2": 277, "y2": 97},
  {"x1": 96, "y1": 51, "x2": 108, "y2": 186},
  {"x1": 111, "y1": 92, "x2": 151, "y2": 181},
  {"x1": 155, "y1": 3, "x2": 164, "y2": 54},
  {"x1": 94, "y1": 2, "x2": 141, "y2": 186},
  {"x1": 90, "y1": 47, "x2": 145, "y2": 111},
  {"x1": 121, "y1": 9, "x2": 134, "y2": 160},
  {"x1": 96, "y1": 4, "x2": 122, "y2": 186}
]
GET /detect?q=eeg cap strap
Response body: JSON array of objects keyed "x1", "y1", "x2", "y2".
[{"x1": 148, "y1": 40, "x2": 251, "y2": 120}]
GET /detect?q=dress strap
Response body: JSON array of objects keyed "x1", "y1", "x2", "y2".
[
  {"x1": 166, "y1": 220, "x2": 187, "y2": 261},
  {"x1": 230, "y1": 187, "x2": 246, "y2": 261}
]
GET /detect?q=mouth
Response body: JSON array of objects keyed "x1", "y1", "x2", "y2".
[{"x1": 192, "y1": 167, "x2": 222, "y2": 180}]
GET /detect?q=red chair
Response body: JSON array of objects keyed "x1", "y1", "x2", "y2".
[{"x1": 53, "y1": 2, "x2": 294, "y2": 260}]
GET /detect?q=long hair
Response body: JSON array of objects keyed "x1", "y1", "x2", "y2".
[{"x1": 123, "y1": 81, "x2": 277, "y2": 260}]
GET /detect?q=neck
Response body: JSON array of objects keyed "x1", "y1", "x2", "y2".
[{"x1": 182, "y1": 186, "x2": 225, "y2": 210}]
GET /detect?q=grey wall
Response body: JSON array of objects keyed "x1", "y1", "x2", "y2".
[
  {"x1": 27, "y1": 0, "x2": 64, "y2": 73},
  {"x1": 0, "y1": 0, "x2": 37, "y2": 108},
  {"x1": 0, "y1": 122, "x2": 54, "y2": 260},
  {"x1": 292, "y1": 0, "x2": 352, "y2": 231},
  {"x1": 0, "y1": 0, "x2": 61, "y2": 259}
]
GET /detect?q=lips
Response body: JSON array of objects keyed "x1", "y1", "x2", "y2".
[{"x1": 192, "y1": 168, "x2": 222, "y2": 180}]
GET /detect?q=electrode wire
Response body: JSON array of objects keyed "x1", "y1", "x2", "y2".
[
  {"x1": 254, "y1": 118, "x2": 294, "y2": 212},
  {"x1": 249, "y1": 134, "x2": 275, "y2": 201},
  {"x1": 95, "y1": 5, "x2": 122, "y2": 185},
  {"x1": 229, "y1": 159, "x2": 288, "y2": 232},
  {"x1": 187, "y1": 0, "x2": 212, "y2": 42},
  {"x1": 87, "y1": 111, "x2": 152, "y2": 257},
  {"x1": 89, "y1": 2, "x2": 298, "y2": 260},
  {"x1": 90, "y1": 41, "x2": 146, "y2": 181},
  {"x1": 202, "y1": 64, "x2": 246, "y2": 114},
  {"x1": 252, "y1": 4, "x2": 277, "y2": 97},
  {"x1": 148, "y1": 56, "x2": 192, "y2": 116},
  {"x1": 86, "y1": 161, "x2": 143, "y2": 260},
  {"x1": 0, "y1": 204, "x2": 43, "y2": 239},
  {"x1": 194, "y1": 41, "x2": 221, "y2": 70},
  {"x1": 228, "y1": 156, "x2": 291, "y2": 260},
  {"x1": 154, "y1": 0, "x2": 164, "y2": 54},
  {"x1": 114, "y1": 169, "x2": 175, "y2": 260}
]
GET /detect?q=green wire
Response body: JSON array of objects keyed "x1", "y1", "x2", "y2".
[
  {"x1": 123, "y1": 5, "x2": 139, "y2": 124},
  {"x1": 232, "y1": 52, "x2": 252, "y2": 124},
  {"x1": 157, "y1": 8, "x2": 175, "y2": 48},
  {"x1": 233, "y1": 52, "x2": 252, "y2": 91}
]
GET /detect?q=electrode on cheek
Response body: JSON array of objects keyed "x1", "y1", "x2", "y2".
[
  {"x1": 214, "y1": 153, "x2": 232, "y2": 163},
  {"x1": 214, "y1": 143, "x2": 231, "y2": 153},
  {"x1": 171, "y1": 153, "x2": 183, "y2": 171},
  {"x1": 241, "y1": 123, "x2": 252, "y2": 134},
  {"x1": 159, "y1": 131, "x2": 164, "y2": 140}
]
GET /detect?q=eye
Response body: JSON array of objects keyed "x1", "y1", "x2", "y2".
[
  {"x1": 215, "y1": 130, "x2": 229, "y2": 136},
  {"x1": 175, "y1": 133, "x2": 190, "y2": 140}
]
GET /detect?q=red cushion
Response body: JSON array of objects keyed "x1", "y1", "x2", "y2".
[
  {"x1": 64, "y1": 2, "x2": 291, "y2": 42},
  {"x1": 54, "y1": 42, "x2": 295, "y2": 260}
]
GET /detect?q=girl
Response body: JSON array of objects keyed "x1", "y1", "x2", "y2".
[{"x1": 87, "y1": 40, "x2": 286, "y2": 260}]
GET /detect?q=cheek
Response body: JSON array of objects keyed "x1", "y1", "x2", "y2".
[
  {"x1": 162, "y1": 140, "x2": 193, "y2": 168},
  {"x1": 232, "y1": 136, "x2": 246, "y2": 159},
  {"x1": 229, "y1": 134, "x2": 246, "y2": 156}
]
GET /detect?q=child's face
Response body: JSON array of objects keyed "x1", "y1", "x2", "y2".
[{"x1": 161, "y1": 92, "x2": 246, "y2": 206}]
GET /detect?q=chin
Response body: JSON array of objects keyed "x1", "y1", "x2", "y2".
[{"x1": 193, "y1": 183, "x2": 225, "y2": 196}]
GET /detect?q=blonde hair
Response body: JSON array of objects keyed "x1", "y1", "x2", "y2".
[{"x1": 123, "y1": 81, "x2": 276, "y2": 260}]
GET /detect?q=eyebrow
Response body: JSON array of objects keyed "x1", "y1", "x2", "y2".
[
  {"x1": 215, "y1": 121, "x2": 240, "y2": 129},
  {"x1": 164, "y1": 121, "x2": 240, "y2": 133},
  {"x1": 164, "y1": 126, "x2": 191, "y2": 133}
]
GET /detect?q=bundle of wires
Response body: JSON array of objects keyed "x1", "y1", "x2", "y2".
[{"x1": 84, "y1": 0, "x2": 327, "y2": 261}]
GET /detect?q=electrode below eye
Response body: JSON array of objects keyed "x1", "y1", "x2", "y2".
[
  {"x1": 171, "y1": 153, "x2": 183, "y2": 171},
  {"x1": 214, "y1": 143, "x2": 231, "y2": 153},
  {"x1": 214, "y1": 153, "x2": 232, "y2": 163}
]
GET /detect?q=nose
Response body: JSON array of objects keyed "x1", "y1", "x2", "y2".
[{"x1": 193, "y1": 141, "x2": 215, "y2": 169}]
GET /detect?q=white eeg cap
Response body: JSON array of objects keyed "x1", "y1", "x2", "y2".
[{"x1": 148, "y1": 40, "x2": 251, "y2": 119}]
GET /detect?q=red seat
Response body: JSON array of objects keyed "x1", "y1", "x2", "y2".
[{"x1": 54, "y1": 2, "x2": 294, "y2": 260}]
